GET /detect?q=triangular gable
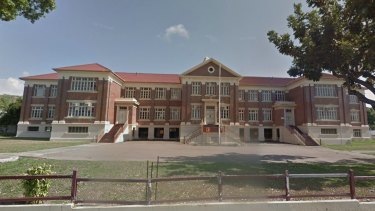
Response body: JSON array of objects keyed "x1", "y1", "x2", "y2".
[{"x1": 181, "y1": 58, "x2": 242, "y2": 78}]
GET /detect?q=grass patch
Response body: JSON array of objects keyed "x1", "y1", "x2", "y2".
[
  {"x1": 1, "y1": 158, "x2": 375, "y2": 202},
  {"x1": 0, "y1": 138, "x2": 91, "y2": 153},
  {"x1": 323, "y1": 140, "x2": 375, "y2": 151}
]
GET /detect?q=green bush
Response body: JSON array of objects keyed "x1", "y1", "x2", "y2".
[{"x1": 22, "y1": 164, "x2": 54, "y2": 204}]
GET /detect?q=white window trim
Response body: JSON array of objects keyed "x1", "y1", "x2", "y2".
[
  {"x1": 154, "y1": 107, "x2": 166, "y2": 120},
  {"x1": 139, "y1": 107, "x2": 151, "y2": 120},
  {"x1": 140, "y1": 87, "x2": 152, "y2": 99},
  {"x1": 262, "y1": 108, "x2": 273, "y2": 122},
  {"x1": 248, "y1": 109, "x2": 259, "y2": 122}
]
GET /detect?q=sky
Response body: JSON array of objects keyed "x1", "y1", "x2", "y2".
[{"x1": 0, "y1": 0, "x2": 307, "y2": 96}]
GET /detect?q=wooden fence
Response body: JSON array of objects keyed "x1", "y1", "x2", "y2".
[{"x1": 0, "y1": 169, "x2": 375, "y2": 205}]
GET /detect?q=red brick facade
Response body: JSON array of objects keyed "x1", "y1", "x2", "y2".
[{"x1": 17, "y1": 59, "x2": 370, "y2": 144}]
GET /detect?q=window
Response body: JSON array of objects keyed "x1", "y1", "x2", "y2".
[
  {"x1": 206, "y1": 82, "x2": 216, "y2": 95},
  {"x1": 154, "y1": 108, "x2": 166, "y2": 120},
  {"x1": 221, "y1": 83, "x2": 230, "y2": 96},
  {"x1": 170, "y1": 108, "x2": 181, "y2": 120},
  {"x1": 315, "y1": 84, "x2": 337, "y2": 97},
  {"x1": 248, "y1": 90, "x2": 258, "y2": 102},
  {"x1": 349, "y1": 95, "x2": 358, "y2": 104},
  {"x1": 191, "y1": 105, "x2": 202, "y2": 119},
  {"x1": 353, "y1": 129, "x2": 361, "y2": 137},
  {"x1": 45, "y1": 126, "x2": 52, "y2": 132},
  {"x1": 140, "y1": 87, "x2": 151, "y2": 99},
  {"x1": 139, "y1": 107, "x2": 150, "y2": 120},
  {"x1": 275, "y1": 90, "x2": 285, "y2": 101},
  {"x1": 248, "y1": 109, "x2": 258, "y2": 121},
  {"x1": 155, "y1": 88, "x2": 166, "y2": 99},
  {"x1": 125, "y1": 87, "x2": 136, "y2": 98},
  {"x1": 350, "y1": 110, "x2": 360, "y2": 122},
  {"x1": 47, "y1": 106, "x2": 55, "y2": 119},
  {"x1": 262, "y1": 90, "x2": 272, "y2": 102},
  {"x1": 68, "y1": 127, "x2": 88, "y2": 133},
  {"x1": 68, "y1": 102, "x2": 95, "y2": 117},
  {"x1": 27, "y1": 126, "x2": 39, "y2": 131},
  {"x1": 171, "y1": 88, "x2": 181, "y2": 100},
  {"x1": 316, "y1": 106, "x2": 338, "y2": 120},
  {"x1": 192, "y1": 82, "x2": 201, "y2": 95},
  {"x1": 33, "y1": 85, "x2": 46, "y2": 97},
  {"x1": 263, "y1": 109, "x2": 272, "y2": 121},
  {"x1": 49, "y1": 85, "x2": 57, "y2": 97},
  {"x1": 71, "y1": 77, "x2": 96, "y2": 91},
  {"x1": 238, "y1": 90, "x2": 245, "y2": 101},
  {"x1": 238, "y1": 108, "x2": 245, "y2": 121},
  {"x1": 220, "y1": 106, "x2": 230, "y2": 119},
  {"x1": 31, "y1": 106, "x2": 43, "y2": 118},
  {"x1": 321, "y1": 128, "x2": 337, "y2": 135}
]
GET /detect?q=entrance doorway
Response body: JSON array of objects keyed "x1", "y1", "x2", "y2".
[
  {"x1": 117, "y1": 107, "x2": 127, "y2": 124},
  {"x1": 284, "y1": 109, "x2": 294, "y2": 126},
  {"x1": 169, "y1": 128, "x2": 179, "y2": 140},
  {"x1": 138, "y1": 128, "x2": 148, "y2": 139},
  {"x1": 206, "y1": 106, "x2": 215, "y2": 125}
]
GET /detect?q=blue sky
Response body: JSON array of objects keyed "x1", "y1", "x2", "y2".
[{"x1": 0, "y1": 0, "x2": 305, "y2": 95}]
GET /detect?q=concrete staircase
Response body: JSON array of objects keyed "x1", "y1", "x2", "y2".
[
  {"x1": 285, "y1": 125, "x2": 319, "y2": 146},
  {"x1": 98, "y1": 124, "x2": 124, "y2": 143}
]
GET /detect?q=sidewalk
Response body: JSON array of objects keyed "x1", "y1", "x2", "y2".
[{"x1": 0, "y1": 154, "x2": 19, "y2": 163}]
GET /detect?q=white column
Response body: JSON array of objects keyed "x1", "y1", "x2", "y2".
[
  {"x1": 259, "y1": 127, "x2": 265, "y2": 141},
  {"x1": 244, "y1": 124, "x2": 250, "y2": 142},
  {"x1": 148, "y1": 126, "x2": 154, "y2": 139},
  {"x1": 163, "y1": 126, "x2": 169, "y2": 140}
]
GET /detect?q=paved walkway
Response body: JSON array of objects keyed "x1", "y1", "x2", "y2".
[{"x1": 1, "y1": 141, "x2": 375, "y2": 163}]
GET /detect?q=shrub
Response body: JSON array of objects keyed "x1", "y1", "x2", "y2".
[{"x1": 22, "y1": 164, "x2": 54, "y2": 204}]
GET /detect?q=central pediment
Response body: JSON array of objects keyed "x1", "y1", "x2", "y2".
[{"x1": 181, "y1": 58, "x2": 242, "y2": 78}]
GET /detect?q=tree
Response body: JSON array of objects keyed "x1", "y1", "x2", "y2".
[
  {"x1": 367, "y1": 108, "x2": 375, "y2": 129},
  {"x1": 0, "y1": 0, "x2": 56, "y2": 23},
  {"x1": 0, "y1": 98, "x2": 22, "y2": 125},
  {"x1": 267, "y1": 0, "x2": 375, "y2": 108}
]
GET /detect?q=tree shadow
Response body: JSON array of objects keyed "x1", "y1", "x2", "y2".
[{"x1": 153, "y1": 153, "x2": 375, "y2": 192}]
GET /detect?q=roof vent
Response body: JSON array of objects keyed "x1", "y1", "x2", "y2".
[{"x1": 203, "y1": 57, "x2": 210, "y2": 62}]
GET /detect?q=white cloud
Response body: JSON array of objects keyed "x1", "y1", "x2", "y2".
[
  {"x1": 0, "y1": 77, "x2": 24, "y2": 96},
  {"x1": 22, "y1": 71, "x2": 30, "y2": 76},
  {"x1": 163, "y1": 24, "x2": 190, "y2": 41}
]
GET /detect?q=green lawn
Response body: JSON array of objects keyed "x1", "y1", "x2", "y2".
[
  {"x1": 0, "y1": 137, "x2": 91, "y2": 153},
  {"x1": 323, "y1": 140, "x2": 375, "y2": 151},
  {"x1": 1, "y1": 158, "x2": 375, "y2": 203}
]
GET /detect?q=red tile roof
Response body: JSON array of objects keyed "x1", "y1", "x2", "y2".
[
  {"x1": 53, "y1": 63, "x2": 111, "y2": 72},
  {"x1": 20, "y1": 73, "x2": 59, "y2": 81},
  {"x1": 115, "y1": 72, "x2": 181, "y2": 84},
  {"x1": 240, "y1": 76, "x2": 295, "y2": 86}
]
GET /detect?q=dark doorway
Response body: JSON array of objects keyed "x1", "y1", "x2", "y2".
[
  {"x1": 250, "y1": 128, "x2": 258, "y2": 142},
  {"x1": 169, "y1": 128, "x2": 179, "y2": 140},
  {"x1": 138, "y1": 128, "x2": 148, "y2": 139},
  {"x1": 239, "y1": 128, "x2": 245, "y2": 142},
  {"x1": 264, "y1": 128, "x2": 273, "y2": 140},
  {"x1": 154, "y1": 128, "x2": 164, "y2": 139}
]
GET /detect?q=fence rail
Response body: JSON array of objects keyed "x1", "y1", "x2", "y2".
[{"x1": 0, "y1": 169, "x2": 375, "y2": 205}]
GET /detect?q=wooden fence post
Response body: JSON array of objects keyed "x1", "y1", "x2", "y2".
[
  {"x1": 217, "y1": 171, "x2": 223, "y2": 202},
  {"x1": 285, "y1": 170, "x2": 290, "y2": 201},
  {"x1": 70, "y1": 170, "x2": 78, "y2": 204},
  {"x1": 349, "y1": 169, "x2": 356, "y2": 199}
]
